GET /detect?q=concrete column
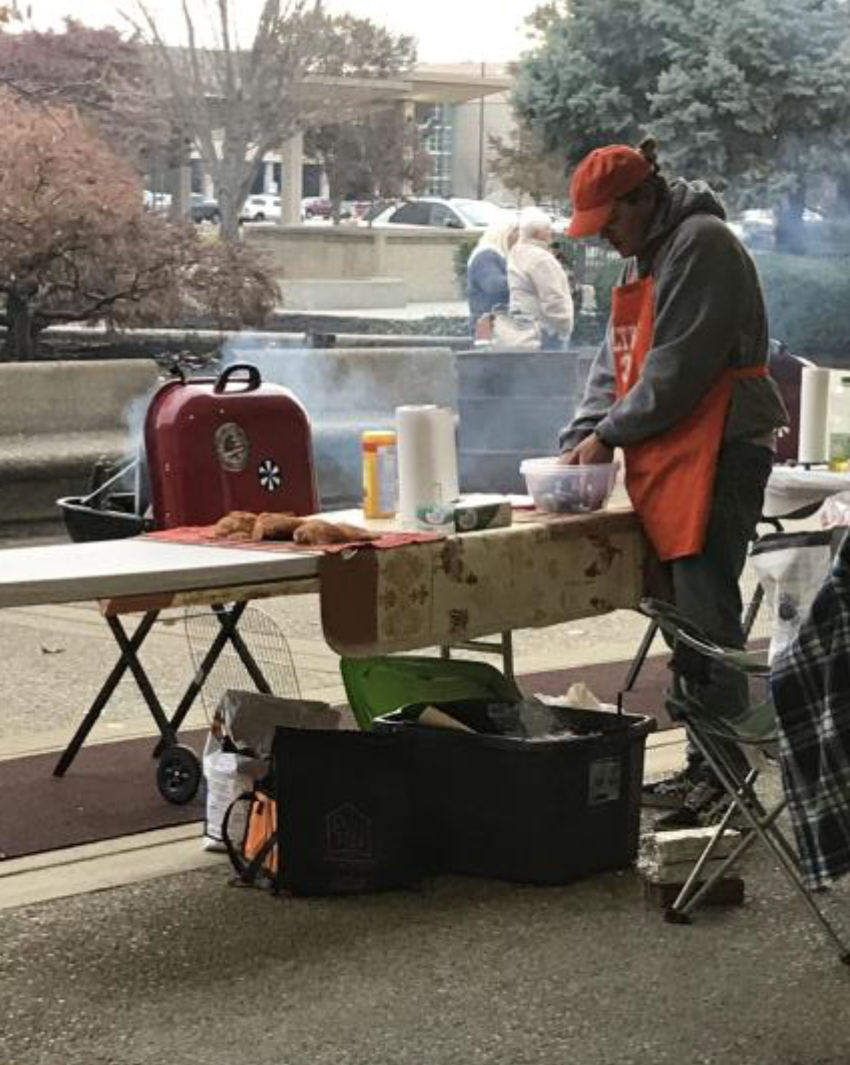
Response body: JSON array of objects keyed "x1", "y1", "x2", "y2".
[
  {"x1": 372, "y1": 229, "x2": 387, "y2": 277},
  {"x1": 400, "y1": 100, "x2": 416, "y2": 196},
  {"x1": 280, "y1": 132, "x2": 303, "y2": 225},
  {"x1": 263, "y1": 160, "x2": 277, "y2": 194}
]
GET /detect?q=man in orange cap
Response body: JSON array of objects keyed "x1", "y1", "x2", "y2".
[{"x1": 559, "y1": 139, "x2": 788, "y2": 825}]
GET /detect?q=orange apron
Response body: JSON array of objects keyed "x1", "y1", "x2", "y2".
[{"x1": 611, "y1": 275, "x2": 767, "y2": 562}]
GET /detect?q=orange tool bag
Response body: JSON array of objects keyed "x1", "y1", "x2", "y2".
[
  {"x1": 222, "y1": 783, "x2": 279, "y2": 886},
  {"x1": 222, "y1": 726, "x2": 424, "y2": 896}
]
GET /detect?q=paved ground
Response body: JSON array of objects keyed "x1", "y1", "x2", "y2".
[
  {"x1": 3, "y1": 517, "x2": 848, "y2": 1065},
  {"x1": 1, "y1": 840, "x2": 850, "y2": 1065}
]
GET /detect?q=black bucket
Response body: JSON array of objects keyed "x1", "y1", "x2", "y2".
[{"x1": 57, "y1": 493, "x2": 152, "y2": 543}]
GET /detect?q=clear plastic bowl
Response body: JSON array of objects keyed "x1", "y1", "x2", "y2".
[{"x1": 519, "y1": 458, "x2": 620, "y2": 514}]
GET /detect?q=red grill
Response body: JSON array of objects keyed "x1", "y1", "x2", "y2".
[
  {"x1": 144, "y1": 363, "x2": 319, "y2": 528},
  {"x1": 58, "y1": 362, "x2": 320, "y2": 541}
]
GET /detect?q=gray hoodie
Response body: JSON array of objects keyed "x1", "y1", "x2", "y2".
[{"x1": 559, "y1": 179, "x2": 788, "y2": 451}]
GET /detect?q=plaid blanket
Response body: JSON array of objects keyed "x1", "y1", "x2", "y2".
[{"x1": 770, "y1": 531, "x2": 850, "y2": 889}]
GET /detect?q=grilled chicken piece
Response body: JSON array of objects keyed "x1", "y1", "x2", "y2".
[
  {"x1": 293, "y1": 518, "x2": 379, "y2": 545},
  {"x1": 251, "y1": 512, "x2": 304, "y2": 541},
  {"x1": 211, "y1": 511, "x2": 258, "y2": 539}
]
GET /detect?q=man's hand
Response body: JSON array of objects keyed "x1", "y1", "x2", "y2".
[{"x1": 559, "y1": 433, "x2": 614, "y2": 466}]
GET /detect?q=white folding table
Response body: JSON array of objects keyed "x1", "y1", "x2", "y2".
[
  {"x1": 0, "y1": 538, "x2": 322, "y2": 800},
  {"x1": 0, "y1": 509, "x2": 653, "y2": 801}
]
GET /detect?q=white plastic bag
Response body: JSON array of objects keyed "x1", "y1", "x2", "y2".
[
  {"x1": 820, "y1": 490, "x2": 850, "y2": 528},
  {"x1": 491, "y1": 311, "x2": 541, "y2": 350},
  {"x1": 202, "y1": 690, "x2": 340, "y2": 851},
  {"x1": 202, "y1": 741, "x2": 256, "y2": 852},
  {"x1": 750, "y1": 531, "x2": 833, "y2": 662}
]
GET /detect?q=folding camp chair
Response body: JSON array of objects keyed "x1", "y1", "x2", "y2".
[
  {"x1": 641, "y1": 598, "x2": 850, "y2": 964},
  {"x1": 623, "y1": 518, "x2": 784, "y2": 693}
]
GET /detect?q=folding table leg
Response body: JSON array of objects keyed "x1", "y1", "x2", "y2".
[
  {"x1": 438, "y1": 632, "x2": 516, "y2": 680},
  {"x1": 53, "y1": 610, "x2": 161, "y2": 777},
  {"x1": 107, "y1": 612, "x2": 179, "y2": 743}
]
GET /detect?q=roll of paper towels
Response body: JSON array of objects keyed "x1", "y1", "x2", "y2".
[
  {"x1": 396, "y1": 405, "x2": 459, "y2": 524},
  {"x1": 798, "y1": 366, "x2": 831, "y2": 464}
]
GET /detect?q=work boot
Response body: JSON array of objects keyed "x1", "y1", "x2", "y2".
[
  {"x1": 642, "y1": 764, "x2": 701, "y2": 809},
  {"x1": 653, "y1": 776, "x2": 729, "y2": 831}
]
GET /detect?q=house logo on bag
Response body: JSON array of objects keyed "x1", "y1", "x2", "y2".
[{"x1": 324, "y1": 803, "x2": 373, "y2": 862}]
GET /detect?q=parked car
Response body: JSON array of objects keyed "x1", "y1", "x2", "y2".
[
  {"x1": 190, "y1": 193, "x2": 220, "y2": 224},
  {"x1": 301, "y1": 196, "x2": 334, "y2": 219},
  {"x1": 143, "y1": 189, "x2": 171, "y2": 213},
  {"x1": 240, "y1": 194, "x2": 282, "y2": 222},
  {"x1": 363, "y1": 197, "x2": 515, "y2": 231},
  {"x1": 728, "y1": 207, "x2": 826, "y2": 249}
]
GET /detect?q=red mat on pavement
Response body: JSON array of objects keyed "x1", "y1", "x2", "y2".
[{"x1": 0, "y1": 730, "x2": 208, "y2": 862}]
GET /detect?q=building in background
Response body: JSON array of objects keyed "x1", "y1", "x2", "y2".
[
  {"x1": 414, "y1": 63, "x2": 515, "y2": 203},
  {"x1": 154, "y1": 63, "x2": 515, "y2": 218}
]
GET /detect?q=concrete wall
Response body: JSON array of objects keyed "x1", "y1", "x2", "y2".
[
  {"x1": 244, "y1": 225, "x2": 471, "y2": 303},
  {"x1": 0, "y1": 360, "x2": 159, "y2": 530},
  {"x1": 0, "y1": 348, "x2": 595, "y2": 533}
]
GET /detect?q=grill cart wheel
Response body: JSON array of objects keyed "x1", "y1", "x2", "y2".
[{"x1": 156, "y1": 744, "x2": 202, "y2": 805}]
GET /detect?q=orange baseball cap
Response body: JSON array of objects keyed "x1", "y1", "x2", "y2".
[{"x1": 568, "y1": 145, "x2": 652, "y2": 237}]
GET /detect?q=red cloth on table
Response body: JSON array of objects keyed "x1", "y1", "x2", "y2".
[{"x1": 141, "y1": 525, "x2": 443, "y2": 554}]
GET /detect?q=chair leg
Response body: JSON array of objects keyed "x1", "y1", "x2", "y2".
[
  {"x1": 678, "y1": 727, "x2": 850, "y2": 961},
  {"x1": 667, "y1": 795, "x2": 756, "y2": 921},
  {"x1": 623, "y1": 619, "x2": 659, "y2": 692}
]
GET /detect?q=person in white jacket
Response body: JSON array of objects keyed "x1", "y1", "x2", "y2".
[{"x1": 507, "y1": 207, "x2": 574, "y2": 350}]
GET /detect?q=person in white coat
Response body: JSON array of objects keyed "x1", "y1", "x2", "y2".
[{"x1": 507, "y1": 207, "x2": 574, "y2": 350}]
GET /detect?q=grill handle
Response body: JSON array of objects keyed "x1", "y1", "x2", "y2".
[{"x1": 213, "y1": 363, "x2": 262, "y2": 393}]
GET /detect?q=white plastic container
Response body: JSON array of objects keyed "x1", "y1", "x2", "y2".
[{"x1": 519, "y1": 458, "x2": 620, "y2": 513}]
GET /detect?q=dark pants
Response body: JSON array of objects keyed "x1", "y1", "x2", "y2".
[{"x1": 668, "y1": 441, "x2": 773, "y2": 770}]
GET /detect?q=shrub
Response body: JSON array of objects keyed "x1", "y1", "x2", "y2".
[
  {"x1": 453, "y1": 237, "x2": 478, "y2": 298},
  {"x1": 756, "y1": 253, "x2": 850, "y2": 362},
  {"x1": 0, "y1": 89, "x2": 278, "y2": 360},
  {"x1": 572, "y1": 252, "x2": 850, "y2": 360}
]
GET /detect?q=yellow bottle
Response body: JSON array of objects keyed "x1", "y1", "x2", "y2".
[{"x1": 362, "y1": 430, "x2": 398, "y2": 519}]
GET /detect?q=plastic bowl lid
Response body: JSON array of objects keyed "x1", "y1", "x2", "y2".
[{"x1": 519, "y1": 457, "x2": 618, "y2": 473}]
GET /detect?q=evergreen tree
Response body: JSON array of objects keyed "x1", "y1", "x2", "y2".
[{"x1": 513, "y1": 0, "x2": 850, "y2": 251}]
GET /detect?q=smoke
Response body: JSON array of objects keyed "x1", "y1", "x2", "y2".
[
  {"x1": 219, "y1": 334, "x2": 459, "y2": 505},
  {"x1": 118, "y1": 333, "x2": 590, "y2": 509},
  {"x1": 218, "y1": 334, "x2": 457, "y2": 417},
  {"x1": 216, "y1": 335, "x2": 592, "y2": 499}
]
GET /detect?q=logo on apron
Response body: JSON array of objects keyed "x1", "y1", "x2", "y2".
[{"x1": 612, "y1": 323, "x2": 638, "y2": 391}]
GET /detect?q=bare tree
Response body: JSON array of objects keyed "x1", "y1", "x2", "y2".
[
  {"x1": 489, "y1": 126, "x2": 569, "y2": 207},
  {"x1": 130, "y1": 0, "x2": 347, "y2": 240},
  {"x1": 308, "y1": 109, "x2": 430, "y2": 220}
]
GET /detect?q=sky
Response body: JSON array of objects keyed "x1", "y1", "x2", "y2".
[{"x1": 19, "y1": 0, "x2": 543, "y2": 64}]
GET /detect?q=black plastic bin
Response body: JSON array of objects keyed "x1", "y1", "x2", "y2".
[{"x1": 374, "y1": 702, "x2": 655, "y2": 886}]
